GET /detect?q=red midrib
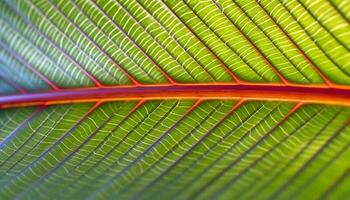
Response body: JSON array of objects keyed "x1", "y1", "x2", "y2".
[{"x1": 1, "y1": 83, "x2": 350, "y2": 108}]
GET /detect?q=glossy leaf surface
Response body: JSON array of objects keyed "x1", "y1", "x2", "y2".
[{"x1": 0, "y1": 0, "x2": 350, "y2": 199}]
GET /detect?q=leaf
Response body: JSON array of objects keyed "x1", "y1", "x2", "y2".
[{"x1": 0, "y1": 0, "x2": 349, "y2": 199}]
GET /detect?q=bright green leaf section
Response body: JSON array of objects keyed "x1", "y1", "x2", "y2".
[{"x1": 259, "y1": 0, "x2": 350, "y2": 84}]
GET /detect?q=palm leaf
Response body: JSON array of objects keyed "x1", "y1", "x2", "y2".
[{"x1": 0, "y1": 0, "x2": 350, "y2": 199}]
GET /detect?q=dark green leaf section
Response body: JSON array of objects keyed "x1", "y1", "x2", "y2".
[
  {"x1": 0, "y1": 79, "x2": 16, "y2": 95},
  {"x1": 0, "y1": 106, "x2": 37, "y2": 141},
  {"x1": 0, "y1": 100, "x2": 349, "y2": 199}
]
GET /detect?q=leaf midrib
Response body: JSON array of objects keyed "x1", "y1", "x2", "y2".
[{"x1": 1, "y1": 83, "x2": 350, "y2": 108}]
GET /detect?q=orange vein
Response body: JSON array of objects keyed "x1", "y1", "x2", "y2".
[{"x1": 1, "y1": 83, "x2": 350, "y2": 109}]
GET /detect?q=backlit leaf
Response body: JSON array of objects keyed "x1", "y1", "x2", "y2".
[{"x1": 0, "y1": 0, "x2": 350, "y2": 199}]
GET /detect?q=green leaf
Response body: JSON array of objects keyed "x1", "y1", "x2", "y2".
[{"x1": 0, "y1": 0, "x2": 350, "y2": 199}]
